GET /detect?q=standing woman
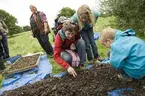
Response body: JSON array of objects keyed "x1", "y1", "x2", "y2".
[
  {"x1": 29, "y1": 5, "x2": 53, "y2": 55},
  {"x1": 0, "y1": 18, "x2": 9, "y2": 59},
  {"x1": 71, "y1": 4, "x2": 100, "y2": 63}
]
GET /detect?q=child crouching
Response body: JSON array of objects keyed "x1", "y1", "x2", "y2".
[{"x1": 100, "y1": 27, "x2": 145, "y2": 81}]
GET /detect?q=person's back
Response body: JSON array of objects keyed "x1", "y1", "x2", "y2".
[{"x1": 111, "y1": 29, "x2": 145, "y2": 79}]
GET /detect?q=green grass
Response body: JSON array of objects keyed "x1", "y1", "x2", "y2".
[
  {"x1": 8, "y1": 17, "x2": 112, "y2": 75},
  {"x1": 94, "y1": 16, "x2": 116, "y2": 32},
  {"x1": 8, "y1": 32, "x2": 43, "y2": 56}
]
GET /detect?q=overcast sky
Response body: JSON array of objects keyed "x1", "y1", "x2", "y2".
[{"x1": 0, "y1": 0, "x2": 100, "y2": 27}]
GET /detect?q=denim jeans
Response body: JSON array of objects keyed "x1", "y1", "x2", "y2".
[
  {"x1": 80, "y1": 26, "x2": 99, "y2": 61},
  {"x1": 61, "y1": 39, "x2": 86, "y2": 66}
]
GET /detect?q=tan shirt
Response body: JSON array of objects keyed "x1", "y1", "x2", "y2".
[{"x1": 0, "y1": 20, "x2": 8, "y2": 34}]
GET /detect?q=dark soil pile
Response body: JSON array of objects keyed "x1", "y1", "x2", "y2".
[{"x1": 3, "y1": 64, "x2": 145, "y2": 96}]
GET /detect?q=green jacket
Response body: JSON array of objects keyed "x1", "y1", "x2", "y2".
[{"x1": 71, "y1": 9, "x2": 100, "y2": 29}]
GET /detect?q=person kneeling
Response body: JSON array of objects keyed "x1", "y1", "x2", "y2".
[{"x1": 54, "y1": 20, "x2": 86, "y2": 77}]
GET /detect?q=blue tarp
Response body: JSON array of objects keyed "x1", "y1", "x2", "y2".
[
  {"x1": 108, "y1": 88, "x2": 133, "y2": 96},
  {"x1": 100, "y1": 57, "x2": 110, "y2": 64},
  {"x1": 0, "y1": 54, "x2": 52, "y2": 95},
  {"x1": 0, "y1": 53, "x2": 132, "y2": 96},
  {"x1": 94, "y1": 32, "x2": 100, "y2": 40}
]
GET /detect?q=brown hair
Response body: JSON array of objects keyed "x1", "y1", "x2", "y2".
[
  {"x1": 62, "y1": 20, "x2": 79, "y2": 34},
  {"x1": 77, "y1": 4, "x2": 95, "y2": 29}
]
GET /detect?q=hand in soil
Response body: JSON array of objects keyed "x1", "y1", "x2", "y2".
[
  {"x1": 4, "y1": 64, "x2": 145, "y2": 96},
  {"x1": 67, "y1": 66, "x2": 77, "y2": 77}
]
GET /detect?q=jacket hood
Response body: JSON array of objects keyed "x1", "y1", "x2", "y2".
[{"x1": 114, "y1": 29, "x2": 136, "y2": 41}]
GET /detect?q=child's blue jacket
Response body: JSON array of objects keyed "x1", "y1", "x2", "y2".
[{"x1": 110, "y1": 29, "x2": 145, "y2": 79}]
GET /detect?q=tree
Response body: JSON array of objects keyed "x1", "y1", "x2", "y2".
[
  {"x1": 57, "y1": 7, "x2": 76, "y2": 18},
  {"x1": 23, "y1": 25, "x2": 31, "y2": 32},
  {"x1": 100, "y1": 0, "x2": 145, "y2": 36},
  {"x1": 0, "y1": 9, "x2": 23, "y2": 36}
]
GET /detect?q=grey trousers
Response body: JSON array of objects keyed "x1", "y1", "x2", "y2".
[{"x1": 61, "y1": 39, "x2": 86, "y2": 66}]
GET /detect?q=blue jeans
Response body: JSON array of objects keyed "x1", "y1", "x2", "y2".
[
  {"x1": 80, "y1": 26, "x2": 99, "y2": 61},
  {"x1": 61, "y1": 39, "x2": 86, "y2": 66}
]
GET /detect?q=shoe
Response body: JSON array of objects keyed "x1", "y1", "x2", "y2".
[
  {"x1": 96, "y1": 57, "x2": 103, "y2": 62},
  {"x1": 117, "y1": 74, "x2": 133, "y2": 82}
]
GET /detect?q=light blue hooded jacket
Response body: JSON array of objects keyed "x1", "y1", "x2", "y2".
[{"x1": 110, "y1": 29, "x2": 145, "y2": 79}]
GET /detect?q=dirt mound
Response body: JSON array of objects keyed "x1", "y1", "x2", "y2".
[{"x1": 3, "y1": 64, "x2": 145, "y2": 96}]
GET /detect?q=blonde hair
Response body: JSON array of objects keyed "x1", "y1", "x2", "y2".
[
  {"x1": 77, "y1": 4, "x2": 95, "y2": 29},
  {"x1": 100, "y1": 27, "x2": 115, "y2": 43}
]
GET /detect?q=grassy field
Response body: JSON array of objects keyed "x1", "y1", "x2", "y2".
[{"x1": 8, "y1": 17, "x2": 112, "y2": 74}]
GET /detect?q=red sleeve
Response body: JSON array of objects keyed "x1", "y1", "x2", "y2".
[
  {"x1": 53, "y1": 33, "x2": 70, "y2": 69},
  {"x1": 57, "y1": 24, "x2": 63, "y2": 31}
]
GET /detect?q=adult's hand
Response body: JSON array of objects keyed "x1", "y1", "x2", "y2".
[
  {"x1": 44, "y1": 27, "x2": 48, "y2": 34},
  {"x1": 67, "y1": 66, "x2": 77, "y2": 77}
]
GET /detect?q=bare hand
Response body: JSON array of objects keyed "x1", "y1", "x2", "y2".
[
  {"x1": 67, "y1": 66, "x2": 77, "y2": 77},
  {"x1": 44, "y1": 28, "x2": 48, "y2": 34},
  {"x1": 70, "y1": 43, "x2": 76, "y2": 50}
]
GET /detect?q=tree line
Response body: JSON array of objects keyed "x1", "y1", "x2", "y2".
[
  {"x1": 100, "y1": 0, "x2": 145, "y2": 36},
  {"x1": 0, "y1": 9, "x2": 31, "y2": 36},
  {"x1": 1, "y1": 1, "x2": 145, "y2": 37},
  {"x1": 0, "y1": 7, "x2": 75, "y2": 37}
]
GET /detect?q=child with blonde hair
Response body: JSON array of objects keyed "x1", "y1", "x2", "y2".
[
  {"x1": 100, "y1": 27, "x2": 145, "y2": 81},
  {"x1": 71, "y1": 4, "x2": 100, "y2": 64}
]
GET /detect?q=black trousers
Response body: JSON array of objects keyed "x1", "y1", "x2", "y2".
[
  {"x1": 0, "y1": 32, "x2": 9, "y2": 59},
  {"x1": 35, "y1": 31, "x2": 53, "y2": 55},
  {"x1": 0, "y1": 57, "x2": 5, "y2": 70}
]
